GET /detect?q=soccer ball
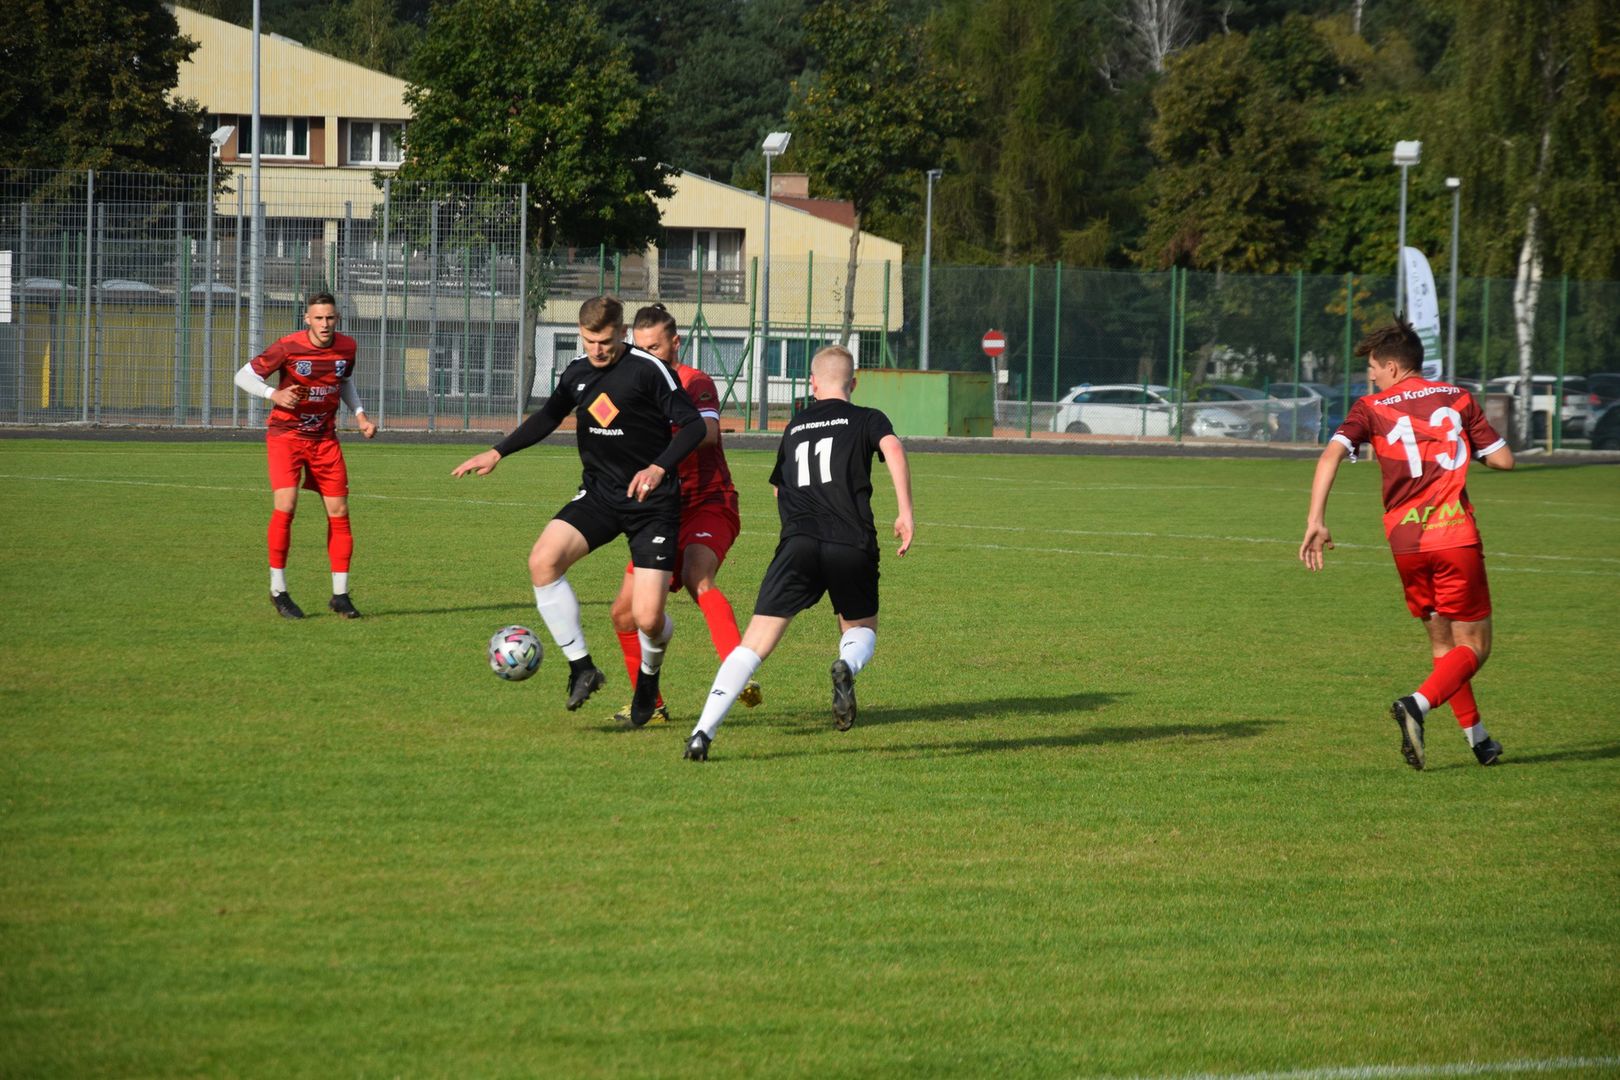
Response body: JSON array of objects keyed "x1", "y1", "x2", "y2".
[{"x1": 488, "y1": 625, "x2": 542, "y2": 681}]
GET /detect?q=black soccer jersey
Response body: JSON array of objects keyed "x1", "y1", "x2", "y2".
[
  {"x1": 767, "y1": 397, "x2": 896, "y2": 550},
  {"x1": 493, "y1": 344, "x2": 703, "y2": 496}
]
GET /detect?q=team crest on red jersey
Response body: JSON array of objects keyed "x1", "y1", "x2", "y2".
[
  {"x1": 295, "y1": 360, "x2": 313, "y2": 376},
  {"x1": 335, "y1": 360, "x2": 347, "y2": 377}
]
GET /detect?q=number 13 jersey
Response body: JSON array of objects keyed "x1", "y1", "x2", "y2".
[
  {"x1": 1333, "y1": 377, "x2": 1506, "y2": 554},
  {"x1": 769, "y1": 398, "x2": 896, "y2": 551}
]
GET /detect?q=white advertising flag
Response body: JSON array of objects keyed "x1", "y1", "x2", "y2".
[{"x1": 1402, "y1": 246, "x2": 1443, "y2": 380}]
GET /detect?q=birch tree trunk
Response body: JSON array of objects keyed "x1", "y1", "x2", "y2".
[
  {"x1": 1510, "y1": 127, "x2": 1552, "y2": 448},
  {"x1": 839, "y1": 210, "x2": 861, "y2": 347}
]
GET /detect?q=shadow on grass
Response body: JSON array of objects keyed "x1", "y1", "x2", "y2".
[
  {"x1": 1498, "y1": 741, "x2": 1620, "y2": 767},
  {"x1": 373, "y1": 598, "x2": 612, "y2": 619},
  {"x1": 741, "y1": 717, "x2": 1279, "y2": 762},
  {"x1": 802, "y1": 690, "x2": 1126, "y2": 730}
]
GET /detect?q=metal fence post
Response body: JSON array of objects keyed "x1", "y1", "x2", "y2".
[
  {"x1": 94, "y1": 203, "x2": 106, "y2": 425},
  {"x1": 233, "y1": 187, "x2": 243, "y2": 428},
  {"x1": 1024, "y1": 263, "x2": 1035, "y2": 439},
  {"x1": 1290, "y1": 269, "x2": 1303, "y2": 440},
  {"x1": 1553, "y1": 275, "x2": 1568, "y2": 450},
  {"x1": 462, "y1": 241, "x2": 472, "y2": 430},
  {"x1": 81, "y1": 169, "x2": 94, "y2": 423},
  {"x1": 1166, "y1": 266, "x2": 1179, "y2": 439},
  {"x1": 1342, "y1": 273, "x2": 1354, "y2": 423},
  {"x1": 428, "y1": 201, "x2": 439, "y2": 432},
  {"x1": 175, "y1": 201, "x2": 186, "y2": 425},
  {"x1": 16, "y1": 204, "x2": 26, "y2": 422},
  {"x1": 517, "y1": 181, "x2": 528, "y2": 419},
  {"x1": 1052, "y1": 260, "x2": 1062, "y2": 404},
  {"x1": 379, "y1": 177, "x2": 390, "y2": 428},
  {"x1": 1479, "y1": 279, "x2": 1491, "y2": 385},
  {"x1": 203, "y1": 182, "x2": 215, "y2": 426}
]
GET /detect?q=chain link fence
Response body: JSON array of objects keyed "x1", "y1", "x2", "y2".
[
  {"x1": 4, "y1": 169, "x2": 1617, "y2": 445},
  {"x1": 0, "y1": 169, "x2": 526, "y2": 432}
]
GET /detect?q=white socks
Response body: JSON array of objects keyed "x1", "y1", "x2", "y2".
[
  {"x1": 638, "y1": 614, "x2": 674, "y2": 676},
  {"x1": 1410, "y1": 692, "x2": 1432, "y2": 716},
  {"x1": 534, "y1": 578, "x2": 589, "y2": 661},
  {"x1": 694, "y1": 647, "x2": 763, "y2": 739},
  {"x1": 332, "y1": 572, "x2": 348, "y2": 596},
  {"x1": 270, "y1": 568, "x2": 288, "y2": 595},
  {"x1": 1463, "y1": 723, "x2": 1493, "y2": 747},
  {"x1": 838, "y1": 627, "x2": 876, "y2": 676}
]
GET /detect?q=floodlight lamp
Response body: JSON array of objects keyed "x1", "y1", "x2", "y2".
[
  {"x1": 1445, "y1": 177, "x2": 1461, "y2": 190},
  {"x1": 762, "y1": 131, "x2": 791, "y2": 157},
  {"x1": 1392, "y1": 140, "x2": 1422, "y2": 166},
  {"x1": 210, "y1": 125, "x2": 236, "y2": 150}
]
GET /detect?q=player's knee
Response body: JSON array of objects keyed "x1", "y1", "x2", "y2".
[
  {"x1": 609, "y1": 596, "x2": 635, "y2": 633},
  {"x1": 633, "y1": 608, "x2": 665, "y2": 636},
  {"x1": 528, "y1": 548, "x2": 562, "y2": 584}
]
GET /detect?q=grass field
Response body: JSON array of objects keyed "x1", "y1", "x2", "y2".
[{"x1": 1, "y1": 436, "x2": 1616, "y2": 1079}]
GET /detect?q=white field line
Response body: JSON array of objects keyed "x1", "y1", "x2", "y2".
[
  {"x1": 1109, "y1": 1054, "x2": 1620, "y2": 1080},
  {"x1": 5, "y1": 472, "x2": 1617, "y2": 577}
]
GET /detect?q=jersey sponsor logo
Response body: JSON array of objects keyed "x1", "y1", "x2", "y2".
[
  {"x1": 588, "y1": 427, "x2": 625, "y2": 436},
  {"x1": 295, "y1": 360, "x2": 313, "y2": 376},
  {"x1": 335, "y1": 360, "x2": 348, "y2": 377},
  {"x1": 1400, "y1": 499, "x2": 1468, "y2": 528},
  {"x1": 652, "y1": 536, "x2": 666, "y2": 544},
  {"x1": 587, "y1": 393, "x2": 619, "y2": 427}
]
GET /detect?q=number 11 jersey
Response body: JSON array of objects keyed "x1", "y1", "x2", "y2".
[
  {"x1": 769, "y1": 398, "x2": 896, "y2": 551},
  {"x1": 1333, "y1": 377, "x2": 1506, "y2": 554}
]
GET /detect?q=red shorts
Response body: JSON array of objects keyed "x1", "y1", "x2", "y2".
[
  {"x1": 267, "y1": 433, "x2": 349, "y2": 497},
  {"x1": 623, "y1": 500, "x2": 741, "y2": 585},
  {"x1": 1393, "y1": 545, "x2": 1491, "y2": 622}
]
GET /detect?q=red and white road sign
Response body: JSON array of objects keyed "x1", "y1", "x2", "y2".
[{"x1": 981, "y1": 330, "x2": 1006, "y2": 357}]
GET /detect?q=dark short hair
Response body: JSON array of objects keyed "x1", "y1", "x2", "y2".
[
  {"x1": 578, "y1": 296, "x2": 624, "y2": 333},
  {"x1": 307, "y1": 291, "x2": 337, "y2": 310},
  {"x1": 1354, "y1": 318, "x2": 1423, "y2": 372},
  {"x1": 632, "y1": 302, "x2": 678, "y2": 336}
]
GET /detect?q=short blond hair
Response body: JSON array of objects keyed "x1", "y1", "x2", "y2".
[
  {"x1": 578, "y1": 296, "x2": 624, "y2": 334},
  {"x1": 811, "y1": 345, "x2": 854, "y2": 387}
]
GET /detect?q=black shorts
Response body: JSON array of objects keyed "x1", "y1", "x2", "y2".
[
  {"x1": 753, "y1": 534, "x2": 880, "y2": 620},
  {"x1": 554, "y1": 485, "x2": 680, "y2": 570}
]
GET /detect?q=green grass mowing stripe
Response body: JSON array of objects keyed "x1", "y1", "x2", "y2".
[{"x1": 1, "y1": 441, "x2": 1616, "y2": 1077}]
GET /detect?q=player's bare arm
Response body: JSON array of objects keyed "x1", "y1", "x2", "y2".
[
  {"x1": 452, "y1": 449, "x2": 502, "y2": 478},
  {"x1": 1299, "y1": 440, "x2": 1350, "y2": 571},
  {"x1": 1482, "y1": 445, "x2": 1515, "y2": 471},
  {"x1": 879, "y1": 434, "x2": 915, "y2": 556}
]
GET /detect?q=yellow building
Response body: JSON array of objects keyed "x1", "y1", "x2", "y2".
[{"x1": 170, "y1": 4, "x2": 905, "y2": 417}]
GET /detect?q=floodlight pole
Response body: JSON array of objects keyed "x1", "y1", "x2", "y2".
[
  {"x1": 757, "y1": 131, "x2": 789, "y2": 430},
  {"x1": 249, "y1": 0, "x2": 263, "y2": 393},
  {"x1": 1393, "y1": 140, "x2": 1420, "y2": 318},
  {"x1": 1446, "y1": 177, "x2": 1461, "y2": 386},
  {"x1": 920, "y1": 168, "x2": 941, "y2": 372}
]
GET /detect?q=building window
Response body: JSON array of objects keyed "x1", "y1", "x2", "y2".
[
  {"x1": 347, "y1": 120, "x2": 405, "y2": 166},
  {"x1": 239, "y1": 116, "x2": 309, "y2": 159},
  {"x1": 660, "y1": 228, "x2": 743, "y2": 272}
]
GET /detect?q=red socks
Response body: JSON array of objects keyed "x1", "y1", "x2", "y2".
[
  {"x1": 268, "y1": 509, "x2": 293, "y2": 569},
  {"x1": 1448, "y1": 680, "x2": 1480, "y2": 727},
  {"x1": 1417, "y1": 646, "x2": 1481, "y2": 711},
  {"x1": 616, "y1": 629, "x2": 642, "y2": 686},
  {"x1": 326, "y1": 514, "x2": 353, "y2": 572},
  {"x1": 697, "y1": 588, "x2": 742, "y2": 660}
]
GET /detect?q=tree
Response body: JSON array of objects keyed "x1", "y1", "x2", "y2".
[
  {"x1": 924, "y1": 0, "x2": 1147, "y2": 267},
  {"x1": 400, "y1": 0, "x2": 672, "y2": 251},
  {"x1": 1136, "y1": 25, "x2": 1329, "y2": 273},
  {"x1": 789, "y1": 0, "x2": 975, "y2": 345},
  {"x1": 0, "y1": 0, "x2": 210, "y2": 194},
  {"x1": 310, "y1": 0, "x2": 421, "y2": 77},
  {"x1": 1432, "y1": 0, "x2": 1620, "y2": 443},
  {"x1": 397, "y1": 0, "x2": 673, "y2": 386}
]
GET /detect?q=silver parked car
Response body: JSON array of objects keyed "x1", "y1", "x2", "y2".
[{"x1": 1052, "y1": 384, "x2": 1255, "y2": 439}]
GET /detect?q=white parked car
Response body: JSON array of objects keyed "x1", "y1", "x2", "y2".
[
  {"x1": 1051, "y1": 384, "x2": 1255, "y2": 439},
  {"x1": 1485, "y1": 374, "x2": 1590, "y2": 437}
]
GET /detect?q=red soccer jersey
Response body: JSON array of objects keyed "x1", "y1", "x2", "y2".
[
  {"x1": 1333, "y1": 376, "x2": 1506, "y2": 554},
  {"x1": 251, "y1": 330, "x2": 359, "y2": 438},
  {"x1": 672, "y1": 363, "x2": 738, "y2": 512}
]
